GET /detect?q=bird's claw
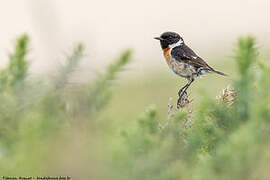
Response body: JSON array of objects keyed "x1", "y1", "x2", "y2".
[
  {"x1": 178, "y1": 87, "x2": 187, "y2": 96},
  {"x1": 177, "y1": 89, "x2": 188, "y2": 109}
]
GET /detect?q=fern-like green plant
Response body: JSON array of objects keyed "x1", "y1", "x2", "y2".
[
  {"x1": 1, "y1": 33, "x2": 270, "y2": 180},
  {"x1": 234, "y1": 36, "x2": 258, "y2": 122},
  {"x1": 74, "y1": 50, "x2": 132, "y2": 117},
  {"x1": 0, "y1": 34, "x2": 29, "y2": 90},
  {"x1": 109, "y1": 36, "x2": 270, "y2": 180},
  {"x1": 54, "y1": 43, "x2": 84, "y2": 90}
]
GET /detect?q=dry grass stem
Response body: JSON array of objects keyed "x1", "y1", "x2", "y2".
[{"x1": 168, "y1": 97, "x2": 174, "y2": 119}]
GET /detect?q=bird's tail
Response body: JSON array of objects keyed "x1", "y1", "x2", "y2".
[{"x1": 212, "y1": 70, "x2": 228, "y2": 76}]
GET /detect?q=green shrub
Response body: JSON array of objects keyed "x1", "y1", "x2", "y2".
[
  {"x1": 0, "y1": 34, "x2": 270, "y2": 180},
  {"x1": 110, "y1": 36, "x2": 270, "y2": 180}
]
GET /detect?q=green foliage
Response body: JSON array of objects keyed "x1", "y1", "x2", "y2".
[
  {"x1": 86, "y1": 49, "x2": 132, "y2": 112},
  {"x1": 235, "y1": 36, "x2": 257, "y2": 76},
  {"x1": 0, "y1": 34, "x2": 270, "y2": 180},
  {"x1": 0, "y1": 34, "x2": 132, "y2": 176},
  {"x1": 0, "y1": 34, "x2": 29, "y2": 90},
  {"x1": 109, "y1": 36, "x2": 270, "y2": 180},
  {"x1": 55, "y1": 43, "x2": 84, "y2": 90},
  {"x1": 234, "y1": 36, "x2": 258, "y2": 122}
]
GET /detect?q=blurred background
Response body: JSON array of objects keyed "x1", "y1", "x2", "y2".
[
  {"x1": 1, "y1": 0, "x2": 270, "y2": 117},
  {"x1": 1, "y1": 0, "x2": 270, "y2": 72},
  {"x1": 1, "y1": 0, "x2": 270, "y2": 179}
]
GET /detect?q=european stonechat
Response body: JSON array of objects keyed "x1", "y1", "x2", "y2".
[{"x1": 154, "y1": 31, "x2": 227, "y2": 108}]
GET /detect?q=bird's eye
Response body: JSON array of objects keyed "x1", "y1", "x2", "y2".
[{"x1": 162, "y1": 35, "x2": 168, "y2": 39}]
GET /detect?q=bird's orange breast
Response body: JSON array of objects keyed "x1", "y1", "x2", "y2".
[{"x1": 163, "y1": 47, "x2": 171, "y2": 65}]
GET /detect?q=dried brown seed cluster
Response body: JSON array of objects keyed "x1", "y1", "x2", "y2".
[{"x1": 216, "y1": 85, "x2": 237, "y2": 106}]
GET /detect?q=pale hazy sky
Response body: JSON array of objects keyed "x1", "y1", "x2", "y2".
[{"x1": 1, "y1": 0, "x2": 270, "y2": 75}]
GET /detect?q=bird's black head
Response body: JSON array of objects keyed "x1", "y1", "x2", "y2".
[{"x1": 154, "y1": 32, "x2": 183, "y2": 49}]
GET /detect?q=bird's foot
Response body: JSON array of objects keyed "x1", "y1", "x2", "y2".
[
  {"x1": 178, "y1": 87, "x2": 187, "y2": 97},
  {"x1": 177, "y1": 89, "x2": 190, "y2": 109}
]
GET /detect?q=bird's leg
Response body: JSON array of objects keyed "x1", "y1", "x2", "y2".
[
  {"x1": 177, "y1": 78, "x2": 194, "y2": 108},
  {"x1": 178, "y1": 83, "x2": 189, "y2": 96},
  {"x1": 178, "y1": 78, "x2": 194, "y2": 97},
  {"x1": 183, "y1": 78, "x2": 194, "y2": 94}
]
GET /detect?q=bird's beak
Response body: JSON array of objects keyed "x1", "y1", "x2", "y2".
[{"x1": 154, "y1": 37, "x2": 163, "y2": 41}]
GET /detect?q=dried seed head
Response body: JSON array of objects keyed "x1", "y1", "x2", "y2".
[{"x1": 216, "y1": 85, "x2": 237, "y2": 106}]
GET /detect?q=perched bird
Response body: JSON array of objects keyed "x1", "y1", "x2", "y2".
[{"x1": 154, "y1": 31, "x2": 226, "y2": 107}]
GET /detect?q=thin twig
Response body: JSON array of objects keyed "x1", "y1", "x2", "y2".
[
  {"x1": 159, "y1": 97, "x2": 175, "y2": 130},
  {"x1": 168, "y1": 97, "x2": 174, "y2": 119}
]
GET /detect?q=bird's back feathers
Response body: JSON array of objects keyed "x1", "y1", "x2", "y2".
[{"x1": 171, "y1": 44, "x2": 227, "y2": 76}]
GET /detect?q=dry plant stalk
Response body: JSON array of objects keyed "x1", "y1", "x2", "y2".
[
  {"x1": 159, "y1": 97, "x2": 174, "y2": 130},
  {"x1": 159, "y1": 94, "x2": 193, "y2": 130},
  {"x1": 168, "y1": 97, "x2": 174, "y2": 119},
  {"x1": 216, "y1": 85, "x2": 237, "y2": 106},
  {"x1": 183, "y1": 104, "x2": 193, "y2": 129},
  {"x1": 178, "y1": 93, "x2": 193, "y2": 129},
  {"x1": 162, "y1": 85, "x2": 236, "y2": 130}
]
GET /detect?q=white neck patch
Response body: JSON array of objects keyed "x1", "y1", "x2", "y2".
[{"x1": 169, "y1": 39, "x2": 183, "y2": 48}]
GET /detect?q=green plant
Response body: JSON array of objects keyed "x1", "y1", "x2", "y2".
[
  {"x1": 0, "y1": 34, "x2": 270, "y2": 180},
  {"x1": 109, "y1": 36, "x2": 270, "y2": 180}
]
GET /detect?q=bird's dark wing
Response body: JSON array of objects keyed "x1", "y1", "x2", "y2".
[{"x1": 171, "y1": 44, "x2": 214, "y2": 71}]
